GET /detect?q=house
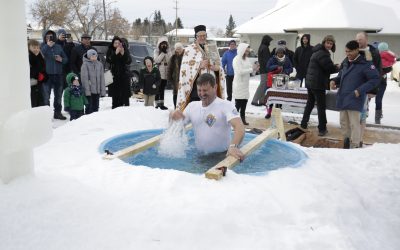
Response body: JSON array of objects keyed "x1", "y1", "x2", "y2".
[{"x1": 235, "y1": 0, "x2": 400, "y2": 63}]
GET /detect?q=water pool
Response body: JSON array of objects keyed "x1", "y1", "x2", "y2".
[{"x1": 100, "y1": 129, "x2": 307, "y2": 175}]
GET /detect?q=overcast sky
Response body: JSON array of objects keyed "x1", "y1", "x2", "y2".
[{"x1": 25, "y1": 0, "x2": 278, "y2": 30}]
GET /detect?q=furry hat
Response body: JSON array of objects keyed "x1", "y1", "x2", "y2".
[{"x1": 322, "y1": 35, "x2": 336, "y2": 52}]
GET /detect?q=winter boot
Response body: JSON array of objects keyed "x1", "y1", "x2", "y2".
[
  {"x1": 375, "y1": 110, "x2": 382, "y2": 124},
  {"x1": 343, "y1": 137, "x2": 350, "y2": 149},
  {"x1": 159, "y1": 102, "x2": 168, "y2": 110},
  {"x1": 54, "y1": 112, "x2": 66, "y2": 120},
  {"x1": 264, "y1": 107, "x2": 272, "y2": 119}
]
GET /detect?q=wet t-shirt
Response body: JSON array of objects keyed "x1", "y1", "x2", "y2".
[{"x1": 183, "y1": 98, "x2": 239, "y2": 154}]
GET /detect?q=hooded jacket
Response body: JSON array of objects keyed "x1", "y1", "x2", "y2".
[
  {"x1": 305, "y1": 43, "x2": 338, "y2": 90},
  {"x1": 293, "y1": 34, "x2": 313, "y2": 79},
  {"x1": 258, "y1": 35, "x2": 273, "y2": 74},
  {"x1": 40, "y1": 30, "x2": 68, "y2": 75},
  {"x1": 332, "y1": 55, "x2": 380, "y2": 112},
  {"x1": 80, "y1": 54, "x2": 106, "y2": 96},
  {"x1": 63, "y1": 73, "x2": 88, "y2": 111},
  {"x1": 139, "y1": 66, "x2": 161, "y2": 96},
  {"x1": 232, "y1": 43, "x2": 253, "y2": 100},
  {"x1": 154, "y1": 37, "x2": 172, "y2": 79}
]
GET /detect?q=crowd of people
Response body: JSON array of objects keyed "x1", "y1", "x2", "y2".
[{"x1": 28, "y1": 25, "x2": 396, "y2": 156}]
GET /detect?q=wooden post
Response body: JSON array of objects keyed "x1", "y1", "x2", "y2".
[{"x1": 272, "y1": 108, "x2": 286, "y2": 141}]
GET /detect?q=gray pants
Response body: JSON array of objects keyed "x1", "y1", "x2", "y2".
[
  {"x1": 251, "y1": 73, "x2": 267, "y2": 105},
  {"x1": 144, "y1": 94, "x2": 155, "y2": 106},
  {"x1": 340, "y1": 110, "x2": 361, "y2": 148}
]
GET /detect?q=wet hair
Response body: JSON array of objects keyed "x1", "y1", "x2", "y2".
[
  {"x1": 346, "y1": 40, "x2": 359, "y2": 50},
  {"x1": 28, "y1": 39, "x2": 40, "y2": 48},
  {"x1": 197, "y1": 73, "x2": 216, "y2": 87}
]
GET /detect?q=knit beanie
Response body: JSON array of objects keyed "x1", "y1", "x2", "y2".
[
  {"x1": 57, "y1": 28, "x2": 66, "y2": 36},
  {"x1": 87, "y1": 49, "x2": 97, "y2": 57},
  {"x1": 378, "y1": 42, "x2": 389, "y2": 52},
  {"x1": 66, "y1": 72, "x2": 79, "y2": 85}
]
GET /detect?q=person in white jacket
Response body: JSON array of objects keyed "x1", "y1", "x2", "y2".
[{"x1": 232, "y1": 43, "x2": 259, "y2": 125}]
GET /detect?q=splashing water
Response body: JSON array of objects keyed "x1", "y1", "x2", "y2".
[{"x1": 158, "y1": 120, "x2": 188, "y2": 158}]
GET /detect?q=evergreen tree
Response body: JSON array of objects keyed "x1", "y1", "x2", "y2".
[
  {"x1": 225, "y1": 14, "x2": 236, "y2": 37},
  {"x1": 174, "y1": 17, "x2": 183, "y2": 29}
]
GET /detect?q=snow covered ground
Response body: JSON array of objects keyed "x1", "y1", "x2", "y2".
[{"x1": 1, "y1": 77, "x2": 400, "y2": 250}]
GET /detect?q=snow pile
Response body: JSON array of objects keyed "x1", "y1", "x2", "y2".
[{"x1": 1, "y1": 78, "x2": 399, "y2": 249}]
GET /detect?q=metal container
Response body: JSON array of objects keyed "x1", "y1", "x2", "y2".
[{"x1": 272, "y1": 74, "x2": 289, "y2": 89}]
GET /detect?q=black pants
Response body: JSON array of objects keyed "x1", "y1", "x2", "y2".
[
  {"x1": 301, "y1": 88, "x2": 327, "y2": 131},
  {"x1": 86, "y1": 94, "x2": 100, "y2": 114},
  {"x1": 173, "y1": 93, "x2": 177, "y2": 109},
  {"x1": 69, "y1": 110, "x2": 84, "y2": 121},
  {"x1": 235, "y1": 99, "x2": 248, "y2": 119},
  {"x1": 226, "y1": 75, "x2": 234, "y2": 101},
  {"x1": 156, "y1": 79, "x2": 167, "y2": 104},
  {"x1": 31, "y1": 85, "x2": 43, "y2": 108}
]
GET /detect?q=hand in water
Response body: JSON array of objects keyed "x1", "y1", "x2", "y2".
[
  {"x1": 227, "y1": 147, "x2": 245, "y2": 162},
  {"x1": 170, "y1": 110, "x2": 185, "y2": 121}
]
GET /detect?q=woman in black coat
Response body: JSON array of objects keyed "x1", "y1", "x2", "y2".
[
  {"x1": 300, "y1": 35, "x2": 338, "y2": 136},
  {"x1": 106, "y1": 36, "x2": 132, "y2": 109}
]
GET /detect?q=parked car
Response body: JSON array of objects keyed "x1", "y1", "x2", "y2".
[{"x1": 91, "y1": 40, "x2": 154, "y2": 92}]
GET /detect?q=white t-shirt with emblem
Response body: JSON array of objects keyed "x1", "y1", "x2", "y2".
[{"x1": 183, "y1": 97, "x2": 240, "y2": 154}]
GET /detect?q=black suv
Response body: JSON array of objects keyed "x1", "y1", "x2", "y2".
[{"x1": 91, "y1": 40, "x2": 154, "y2": 90}]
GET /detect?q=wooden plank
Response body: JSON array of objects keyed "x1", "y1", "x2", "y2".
[
  {"x1": 205, "y1": 128, "x2": 279, "y2": 180},
  {"x1": 103, "y1": 124, "x2": 192, "y2": 160},
  {"x1": 205, "y1": 107, "x2": 285, "y2": 180}
]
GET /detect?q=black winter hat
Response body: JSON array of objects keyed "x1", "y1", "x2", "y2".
[{"x1": 194, "y1": 25, "x2": 206, "y2": 34}]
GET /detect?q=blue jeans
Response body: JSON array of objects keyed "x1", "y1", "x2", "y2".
[{"x1": 42, "y1": 74, "x2": 63, "y2": 113}]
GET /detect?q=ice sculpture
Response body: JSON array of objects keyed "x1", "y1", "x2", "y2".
[{"x1": 0, "y1": 0, "x2": 52, "y2": 183}]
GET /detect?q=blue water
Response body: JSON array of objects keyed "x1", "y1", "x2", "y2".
[{"x1": 99, "y1": 129, "x2": 307, "y2": 175}]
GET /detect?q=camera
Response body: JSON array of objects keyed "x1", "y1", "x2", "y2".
[
  {"x1": 65, "y1": 33, "x2": 71, "y2": 39},
  {"x1": 46, "y1": 34, "x2": 53, "y2": 42}
]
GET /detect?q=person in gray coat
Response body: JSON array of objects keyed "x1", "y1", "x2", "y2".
[
  {"x1": 251, "y1": 35, "x2": 273, "y2": 106},
  {"x1": 80, "y1": 49, "x2": 106, "y2": 114}
]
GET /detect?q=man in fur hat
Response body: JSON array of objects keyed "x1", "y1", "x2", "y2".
[{"x1": 176, "y1": 25, "x2": 226, "y2": 111}]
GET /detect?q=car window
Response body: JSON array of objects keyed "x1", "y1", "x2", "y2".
[{"x1": 129, "y1": 45, "x2": 149, "y2": 58}]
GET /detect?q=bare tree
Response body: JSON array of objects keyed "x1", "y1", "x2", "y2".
[
  {"x1": 30, "y1": 0, "x2": 69, "y2": 30},
  {"x1": 106, "y1": 8, "x2": 131, "y2": 38},
  {"x1": 65, "y1": 0, "x2": 105, "y2": 39}
]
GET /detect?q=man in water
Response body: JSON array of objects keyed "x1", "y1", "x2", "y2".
[{"x1": 171, "y1": 73, "x2": 245, "y2": 161}]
